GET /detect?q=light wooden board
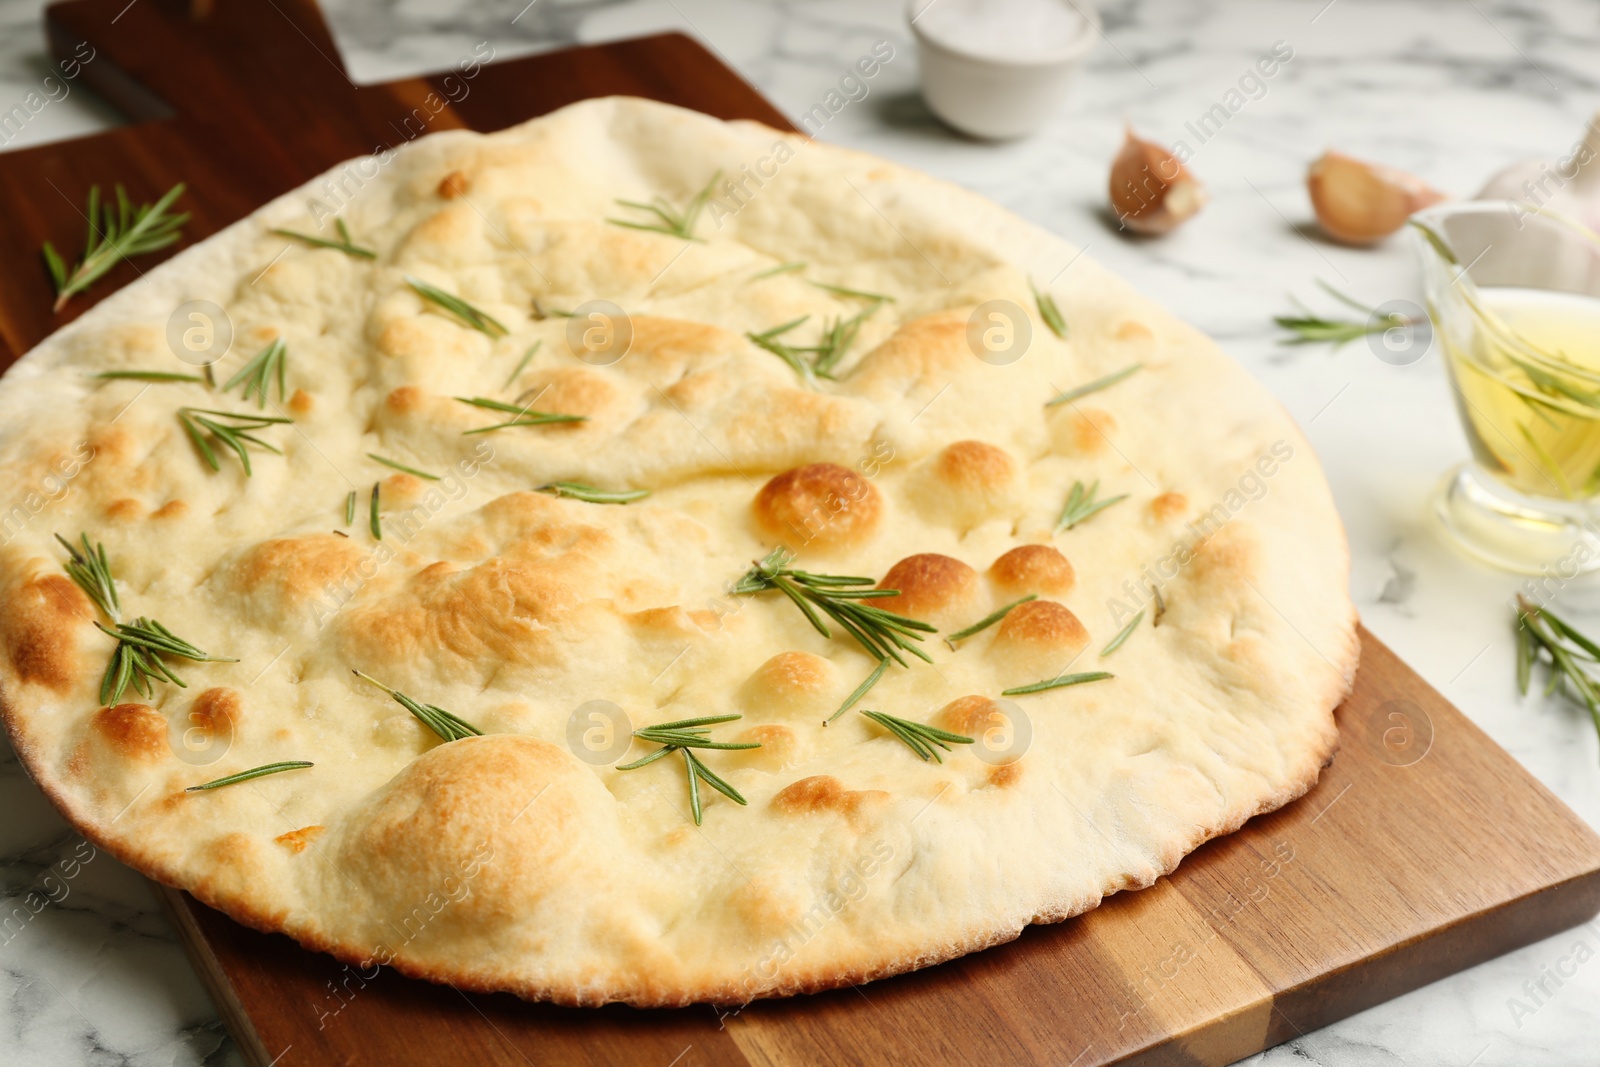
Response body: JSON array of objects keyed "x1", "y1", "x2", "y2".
[{"x1": 5, "y1": 3, "x2": 1599, "y2": 1064}]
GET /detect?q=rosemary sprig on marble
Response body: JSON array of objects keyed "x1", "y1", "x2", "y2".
[
  {"x1": 827, "y1": 658, "x2": 889, "y2": 725},
  {"x1": 367, "y1": 453, "x2": 439, "y2": 480},
  {"x1": 945, "y1": 595, "x2": 1037, "y2": 650},
  {"x1": 57, "y1": 533, "x2": 120, "y2": 620},
  {"x1": 617, "y1": 713, "x2": 759, "y2": 825},
  {"x1": 187, "y1": 761, "x2": 314, "y2": 791},
  {"x1": 178, "y1": 407, "x2": 291, "y2": 476},
  {"x1": 535, "y1": 482, "x2": 650, "y2": 504},
  {"x1": 1002, "y1": 670, "x2": 1114, "y2": 697},
  {"x1": 405, "y1": 276, "x2": 508, "y2": 338},
  {"x1": 1031, "y1": 279, "x2": 1067, "y2": 339},
  {"x1": 859, "y1": 709, "x2": 973, "y2": 763},
  {"x1": 97, "y1": 617, "x2": 235, "y2": 705},
  {"x1": 1046, "y1": 364, "x2": 1142, "y2": 408},
  {"x1": 1100, "y1": 611, "x2": 1144, "y2": 657},
  {"x1": 44, "y1": 183, "x2": 188, "y2": 312},
  {"x1": 1274, "y1": 280, "x2": 1418, "y2": 348},
  {"x1": 1515, "y1": 595, "x2": 1600, "y2": 751},
  {"x1": 607, "y1": 171, "x2": 721, "y2": 242},
  {"x1": 1056, "y1": 479, "x2": 1128, "y2": 532},
  {"x1": 271, "y1": 218, "x2": 375, "y2": 259},
  {"x1": 222, "y1": 338, "x2": 287, "y2": 408},
  {"x1": 353, "y1": 670, "x2": 482, "y2": 742},
  {"x1": 453, "y1": 396, "x2": 586, "y2": 434},
  {"x1": 93, "y1": 370, "x2": 204, "y2": 383},
  {"x1": 734, "y1": 549, "x2": 937, "y2": 666}
]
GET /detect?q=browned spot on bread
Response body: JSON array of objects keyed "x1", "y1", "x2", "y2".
[
  {"x1": 289, "y1": 388, "x2": 314, "y2": 415},
  {"x1": 727, "y1": 724, "x2": 804, "y2": 772},
  {"x1": 754, "y1": 463, "x2": 882, "y2": 551},
  {"x1": 189, "y1": 688, "x2": 241, "y2": 734},
  {"x1": 876, "y1": 554, "x2": 978, "y2": 624},
  {"x1": 912, "y1": 440, "x2": 1019, "y2": 528},
  {"x1": 85, "y1": 424, "x2": 135, "y2": 466},
  {"x1": 771, "y1": 775, "x2": 889, "y2": 823},
  {"x1": 1116, "y1": 320, "x2": 1154, "y2": 341},
  {"x1": 935, "y1": 440, "x2": 1016, "y2": 492},
  {"x1": 223, "y1": 534, "x2": 370, "y2": 610},
  {"x1": 153, "y1": 500, "x2": 189, "y2": 520},
  {"x1": 275, "y1": 825, "x2": 325, "y2": 853},
  {"x1": 91, "y1": 703, "x2": 167, "y2": 763},
  {"x1": 385, "y1": 386, "x2": 425, "y2": 415},
  {"x1": 988, "y1": 544, "x2": 1075, "y2": 598},
  {"x1": 522, "y1": 367, "x2": 618, "y2": 421},
  {"x1": 4, "y1": 572, "x2": 88, "y2": 693},
  {"x1": 623, "y1": 316, "x2": 746, "y2": 377},
  {"x1": 1058, "y1": 407, "x2": 1117, "y2": 455},
  {"x1": 383, "y1": 473, "x2": 425, "y2": 507},
  {"x1": 935, "y1": 694, "x2": 1004, "y2": 737},
  {"x1": 991, "y1": 600, "x2": 1091, "y2": 677},
  {"x1": 742, "y1": 652, "x2": 836, "y2": 719},
  {"x1": 988, "y1": 761, "x2": 1025, "y2": 787},
  {"x1": 851, "y1": 309, "x2": 970, "y2": 388},
  {"x1": 438, "y1": 170, "x2": 469, "y2": 199},
  {"x1": 1150, "y1": 491, "x2": 1188, "y2": 522},
  {"x1": 105, "y1": 498, "x2": 144, "y2": 522}
]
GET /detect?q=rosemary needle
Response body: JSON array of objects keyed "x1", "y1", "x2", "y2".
[
  {"x1": 353, "y1": 670, "x2": 482, "y2": 742},
  {"x1": 1031, "y1": 279, "x2": 1067, "y2": 338},
  {"x1": 1046, "y1": 364, "x2": 1142, "y2": 408},
  {"x1": 44, "y1": 182, "x2": 188, "y2": 313},
  {"x1": 187, "y1": 761, "x2": 314, "y2": 791},
  {"x1": 945, "y1": 595, "x2": 1037, "y2": 650},
  {"x1": 221, "y1": 338, "x2": 287, "y2": 408},
  {"x1": 93, "y1": 370, "x2": 203, "y2": 383},
  {"x1": 1100, "y1": 611, "x2": 1144, "y2": 656},
  {"x1": 271, "y1": 218, "x2": 376, "y2": 259},
  {"x1": 606, "y1": 171, "x2": 721, "y2": 242},
  {"x1": 617, "y1": 713, "x2": 759, "y2": 825},
  {"x1": 404, "y1": 276, "x2": 508, "y2": 338},
  {"x1": 57, "y1": 532, "x2": 120, "y2": 620},
  {"x1": 752, "y1": 261, "x2": 806, "y2": 280},
  {"x1": 344, "y1": 490, "x2": 356, "y2": 526},
  {"x1": 1002, "y1": 671, "x2": 1114, "y2": 697},
  {"x1": 178, "y1": 407, "x2": 291, "y2": 476},
  {"x1": 535, "y1": 482, "x2": 650, "y2": 504},
  {"x1": 453, "y1": 396, "x2": 585, "y2": 434},
  {"x1": 503, "y1": 341, "x2": 541, "y2": 390},
  {"x1": 1056, "y1": 479, "x2": 1128, "y2": 532},
  {"x1": 810, "y1": 280, "x2": 895, "y2": 303},
  {"x1": 369, "y1": 482, "x2": 382, "y2": 540},
  {"x1": 96, "y1": 617, "x2": 236, "y2": 705},
  {"x1": 1515, "y1": 596, "x2": 1600, "y2": 754},
  {"x1": 1274, "y1": 280, "x2": 1418, "y2": 348},
  {"x1": 827, "y1": 658, "x2": 889, "y2": 725},
  {"x1": 367, "y1": 453, "x2": 440, "y2": 480},
  {"x1": 858, "y1": 709, "x2": 973, "y2": 763}
]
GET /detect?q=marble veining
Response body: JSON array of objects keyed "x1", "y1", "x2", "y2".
[{"x1": 2, "y1": 0, "x2": 1600, "y2": 1063}]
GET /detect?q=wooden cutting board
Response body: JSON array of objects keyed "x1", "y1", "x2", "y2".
[{"x1": 6, "y1": 3, "x2": 1600, "y2": 1065}]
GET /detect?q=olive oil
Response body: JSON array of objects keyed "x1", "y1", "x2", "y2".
[{"x1": 1443, "y1": 287, "x2": 1600, "y2": 500}]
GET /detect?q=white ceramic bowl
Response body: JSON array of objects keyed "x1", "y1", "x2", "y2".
[{"x1": 908, "y1": 0, "x2": 1099, "y2": 140}]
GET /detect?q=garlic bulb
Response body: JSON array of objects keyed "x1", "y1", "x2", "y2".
[
  {"x1": 1108, "y1": 128, "x2": 1207, "y2": 236},
  {"x1": 1476, "y1": 112, "x2": 1600, "y2": 233},
  {"x1": 1306, "y1": 150, "x2": 1446, "y2": 245}
]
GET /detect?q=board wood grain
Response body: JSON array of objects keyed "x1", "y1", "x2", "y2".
[{"x1": 5, "y1": 2, "x2": 1599, "y2": 1065}]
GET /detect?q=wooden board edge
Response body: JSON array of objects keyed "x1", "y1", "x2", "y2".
[{"x1": 153, "y1": 886, "x2": 275, "y2": 1067}]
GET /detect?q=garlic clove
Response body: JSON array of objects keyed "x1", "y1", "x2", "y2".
[
  {"x1": 1475, "y1": 110, "x2": 1600, "y2": 234},
  {"x1": 1307, "y1": 150, "x2": 1446, "y2": 245},
  {"x1": 1109, "y1": 128, "x2": 1207, "y2": 236}
]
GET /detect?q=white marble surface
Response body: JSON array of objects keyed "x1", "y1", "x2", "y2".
[{"x1": 2, "y1": 0, "x2": 1600, "y2": 1063}]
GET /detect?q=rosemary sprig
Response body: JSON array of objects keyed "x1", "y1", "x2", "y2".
[
  {"x1": 617, "y1": 713, "x2": 759, "y2": 825},
  {"x1": 747, "y1": 315, "x2": 818, "y2": 384},
  {"x1": 222, "y1": 338, "x2": 287, "y2": 408},
  {"x1": 44, "y1": 183, "x2": 188, "y2": 312},
  {"x1": 271, "y1": 218, "x2": 375, "y2": 259},
  {"x1": 810, "y1": 280, "x2": 895, "y2": 303},
  {"x1": 503, "y1": 341, "x2": 540, "y2": 390},
  {"x1": 405, "y1": 276, "x2": 508, "y2": 338},
  {"x1": 1101, "y1": 611, "x2": 1144, "y2": 656},
  {"x1": 453, "y1": 396, "x2": 585, "y2": 434},
  {"x1": 752, "y1": 261, "x2": 805, "y2": 280},
  {"x1": 369, "y1": 482, "x2": 382, "y2": 540},
  {"x1": 367, "y1": 453, "x2": 439, "y2": 480},
  {"x1": 178, "y1": 407, "x2": 291, "y2": 476},
  {"x1": 812, "y1": 302, "x2": 882, "y2": 379},
  {"x1": 187, "y1": 761, "x2": 314, "y2": 791},
  {"x1": 606, "y1": 171, "x2": 721, "y2": 242},
  {"x1": 826, "y1": 658, "x2": 889, "y2": 725},
  {"x1": 57, "y1": 532, "x2": 120, "y2": 620},
  {"x1": 93, "y1": 370, "x2": 203, "y2": 383},
  {"x1": 1056, "y1": 479, "x2": 1128, "y2": 531},
  {"x1": 945, "y1": 595, "x2": 1037, "y2": 650},
  {"x1": 344, "y1": 490, "x2": 356, "y2": 526},
  {"x1": 1274, "y1": 280, "x2": 1418, "y2": 348},
  {"x1": 859, "y1": 709, "x2": 973, "y2": 763},
  {"x1": 96, "y1": 617, "x2": 235, "y2": 705},
  {"x1": 1031, "y1": 279, "x2": 1067, "y2": 338},
  {"x1": 1002, "y1": 670, "x2": 1114, "y2": 697},
  {"x1": 535, "y1": 482, "x2": 650, "y2": 504},
  {"x1": 1046, "y1": 363, "x2": 1142, "y2": 407},
  {"x1": 353, "y1": 670, "x2": 482, "y2": 742},
  {"x1": 1516, "y1": 595, "x2": 1600, "y2": 753},
  {"x1": 733, "y1": 549, "x2": 937, "y2": 666}
]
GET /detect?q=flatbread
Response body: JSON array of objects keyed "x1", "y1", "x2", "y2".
[{"x1": 0, "y1": 97, "x2": 1357, "y2": 1006}]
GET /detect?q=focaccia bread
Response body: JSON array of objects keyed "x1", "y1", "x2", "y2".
[{"x1": 0, "y1": 97, "x2": 1357, "y2": 1006}]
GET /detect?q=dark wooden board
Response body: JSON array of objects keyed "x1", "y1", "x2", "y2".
[{"x1": 5, "y1": 2, "x2": 1599, "y2": 1065}]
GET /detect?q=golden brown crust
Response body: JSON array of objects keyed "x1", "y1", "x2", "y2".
[
  {"x1": 753, "y1": 463, "x2": 882, "y2": 552},
  {"x1": 987, "y1": 544, "x2": 1075, "y2": 599},
  {"x1": 876, "y1": 553, "x2": 979, "y2": 624}
]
